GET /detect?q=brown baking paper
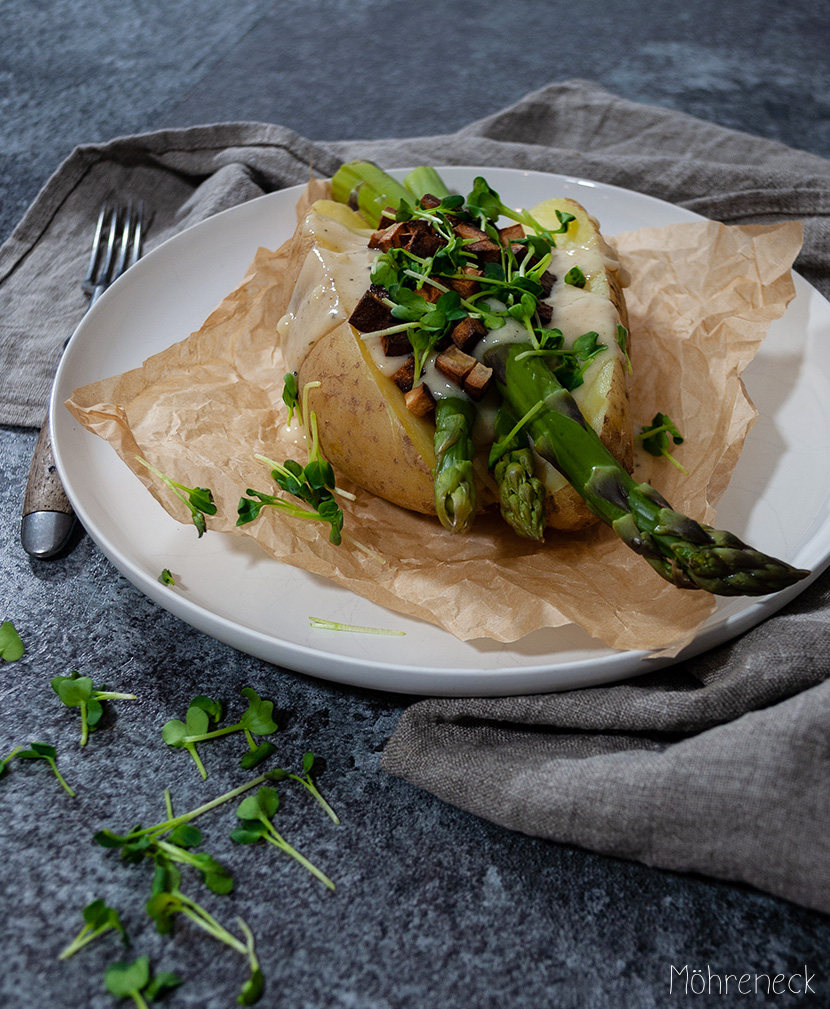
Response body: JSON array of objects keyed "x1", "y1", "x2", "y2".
[{"x1": 65, "y1": 188, "x2": 803, "y2": 655}]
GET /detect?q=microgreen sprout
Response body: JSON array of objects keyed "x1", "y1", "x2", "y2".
[
  {"x1": 465, "y1": 176, "x2": 574, "y2": 241},
  {"x1": 617, "y1": 323, "x2": 633, "y2": 374},
  {"x1": 564, "y1": 265, "x2": 587, "y2": 288},
  {"x1": 59, "y1": 899, "x2": 128, "y2": 960},
  {"x1": 158, "y1": 569, "x2": 175, "y2": 586},
  {"x1": 515, "y1": 329, "x2": 606, "y2": 391},
  {"x1": 51, "y1": 671, "x2": 137, "y2": 746},
  {"x1": 147, "y1": 860, "x2": 261, "y2": 1005},
  {"x1": 488, "y1": 402, "x2": 544, "y2": 467},
  {"x1": 162, "y1": 689, "x2": 277, "y2": 779},
  {"x1": 16, "y1": 742, "x2": 75, "y2": 796},
  {"x1": 135, "y1": 456, "x2": 216, "y2": 537},
  {"x1": 269, "y1": 752, "x2": 340, "y2": 824},
  {"x1": 0, "y1": 619, "x2": 24, "y2": 661},
  {"x1": 282, "y1": 371, "x2": 302, "y2": 427},
  {"x1": 231, "y1": 785, "x2": 335, "y2": 890},
  {"x1": 1, "y1": 744, "x2": 23, "y2": 777},
  {"x1": 104, "y1": 955, "x2": 181, "y2": 1007},
  {"x1": 240, "y1": 736, "x2": 277, "y2": 772},
  {"x1": 237, "y1": 456, "x2": 344, "y2": 545},
  {"x1": 308, "y1": 616, "x2": 405, "y2": 637},
  {"x1": 638, "y1": 412, "x2": 687, "y2": 473}
]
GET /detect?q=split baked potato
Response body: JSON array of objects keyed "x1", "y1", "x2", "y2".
[{"x1": 277, "y1": 183, "x2": 633, "y2": 534}]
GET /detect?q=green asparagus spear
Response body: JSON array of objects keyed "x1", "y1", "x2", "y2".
[
  {"x1": 491, "y1": 404, "x2": 546, "y2": 541},
  {"x1": 484, "y1": 342, "x2": 810, "y2": 595},
  {"x1": 330, "y1": 161, "x2": 412, "y2": 229},
  {"x1": 433, "y1": 397, "x2": 478, "y2": 534},
  {"x1": 403, "y1": 166, "x2": 452, "y2": 201}
]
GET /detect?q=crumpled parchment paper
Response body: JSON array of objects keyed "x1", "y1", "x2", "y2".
[{"x1": 66, "y1": 186, "x2": 803, "y2": 654}]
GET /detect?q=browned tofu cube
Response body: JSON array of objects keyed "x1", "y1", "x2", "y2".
[
  {"x1": 349, "y1": 285, "x2": 395, "y2": 333},
  {"x1": 450, "y1": 316, "x2": 486, "y2": 354},
  {"x1": 405, "y1": 382, "x2": 435, "y2": 417},
  {"x1": 421, "y1": 280, "x2": 444, "y2": 304},
  {"x1": 498, "y1": 223, "x2": 525, "y2": 245},
  {"x1": 381, "y1": 330, "x2": 413, "y2": 356},
  {"x1": 539, "y1": 270, "x2": 556, "y2": 296},
  {"x1": 453, "y1": 221, "x2": 501, "y2": 261},
  {"x1": 463, "y1": 362, "x2": 493, "y2": 401},
  {"x1": 391, "y1": 355, "x2": 416, "y2": 392},
  {"x1": 448, "y1": 266, "x2": 483, "y2": 299},
  {"x1": 536, "y1": 301, "x2": 553, "y2": 325},
  {"x1": 435, "y1": 345, "x2": 477, "y2": 384}
]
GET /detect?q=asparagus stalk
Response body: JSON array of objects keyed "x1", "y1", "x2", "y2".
[
  {"x1": 492, "y1": 404, "x2": 546, "y2": 541},
  {"x1": 330, "y1": 161, "x2": 412, "y2": 229},
  {"x1": 484, "y1": 342, "x2": 809, "y2": 595},
  {"x1": 403, "y1": 166, "x2": 452, "y2": 201},
  {"x1": 433, "y1": 397, "x2": 478, "y2": 534}
]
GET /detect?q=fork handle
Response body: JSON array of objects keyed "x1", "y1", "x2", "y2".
[{"x1": 21, "y1": 409, "x2": 78, "y2": 559}]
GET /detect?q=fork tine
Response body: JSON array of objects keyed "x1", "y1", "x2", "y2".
[
  {"x1": 85, "y1": 201, "x2": 145, "y2": 307},
  {"x1": 81, "y1": 203, "x2": 109, "y2": 292},
  {"x1": 128, "y1": 201, "x2": 144, "y2": 269},
  {"x1": 112, "y1": 201, "x2": 134, "y2": 281}
]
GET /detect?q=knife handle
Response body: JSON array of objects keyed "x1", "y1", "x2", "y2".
[{"x1": 21, "y1": 409, "x2": 78, "y2": 559}]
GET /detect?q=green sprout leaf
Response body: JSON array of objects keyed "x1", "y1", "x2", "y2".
[
  {"x1": 231, "y1": 785, "x2": 335, "y2": 890},
  {"x1": 135, "y1": 456, "x2": 216, "y2": 537},
  {"x1": 282, "y1": 371, "x2": 301, "y2": 426},
  {"x1": 240, "y1": 741, "x2": 277, "y2": 771},
  {"x1": 105, "y1": 954, "x2": 181, "y2": 1006},
  {"x1": 638, "y1": 412, "x2": 688, "y2": 473},
  {"x1": 59, "y1": 899, "x2": 128, "y2": 960},
  {"x1": 162, "y1": 690, "x2": 277, "y2": 779},
  {"x1": 17, "y1": 742, "x2": 75, "y2": 796},
  {"x1": 0, "y1": 620, "x2": 24, "y2": 661},
  {"x1": 158, "y1": 569, "x2": 175, "y2": 586},
  {"x1": 617, "y1": 322, "x2": 633, "y2": 374},
  {"x1": 51, "y1": 671, "x2": 137, "y2": 747},
  {"x1": 564, "y1": 265, "x2": 587, "y2": 288}
]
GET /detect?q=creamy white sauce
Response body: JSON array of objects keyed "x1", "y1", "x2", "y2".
[{"x1": 278, "y1": 205, "x2": 625, "y2": 418}]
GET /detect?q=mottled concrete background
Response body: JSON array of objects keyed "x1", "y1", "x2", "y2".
[{"x1": 1, "y1": 2, "x2": 829, "y2": 1007}]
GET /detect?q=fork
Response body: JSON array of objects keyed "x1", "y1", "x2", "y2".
[{"x1": 20, "y1": 202, "x2": 145, "y2": 560}]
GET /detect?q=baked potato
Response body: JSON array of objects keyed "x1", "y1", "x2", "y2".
[{"x1": 277, "y1": 181, "x2": 634, "y2": 534}]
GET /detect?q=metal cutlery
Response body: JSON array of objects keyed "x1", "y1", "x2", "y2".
[{"x1": 20, "y1": 201, "x2": 144, "y2": 559}]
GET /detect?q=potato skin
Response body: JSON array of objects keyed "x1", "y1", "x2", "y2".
[{"x1": 298, "y1": 321, "x2": 436, "y2": 514}]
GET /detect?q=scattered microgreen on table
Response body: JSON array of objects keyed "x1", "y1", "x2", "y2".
[
  {"x1": 104, "y1": 955, "x2": 181, "y2": 1008},
  {"x1": 59, "y1": 899, "x2": 128, "y2": 960},
  {"x1": 162, "y1": 689, "x2": 278, "y2": 779},
  {"x1": 16, "y1": 742, "x2": 76, "y2": 796},
  {"x1": 269, "y1": 752, "x2": 341, "y2": 824},
  {"x1": 231, "y1": 785, "x2": 335, "y2": 891},
  {"x1": 51, "y1": 671, "x2": 138, "y2": 746},
  {"x1": 0, "y1": 619, "x2": 24, "y2": 661},
  {"x1": 146, "y1": 858, "x2": 262, "y2": 1005}
]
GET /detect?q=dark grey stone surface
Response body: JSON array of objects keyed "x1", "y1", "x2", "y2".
[{"x1": 2, "y1": 2, "x2": 829, "y2": 1006}]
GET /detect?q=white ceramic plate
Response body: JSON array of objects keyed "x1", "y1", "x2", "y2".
[{"x1": 51, "y1": 168, "x2": 830, "y2": 696}]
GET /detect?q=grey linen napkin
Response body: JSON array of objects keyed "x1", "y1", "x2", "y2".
[{"x1": 3, "y1": 79, "x2": 829, "y2": 911}]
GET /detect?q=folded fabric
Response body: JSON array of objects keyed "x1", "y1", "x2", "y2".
[{"x1": 2, "y1": 78, "x2": 828, "y2": 911}]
